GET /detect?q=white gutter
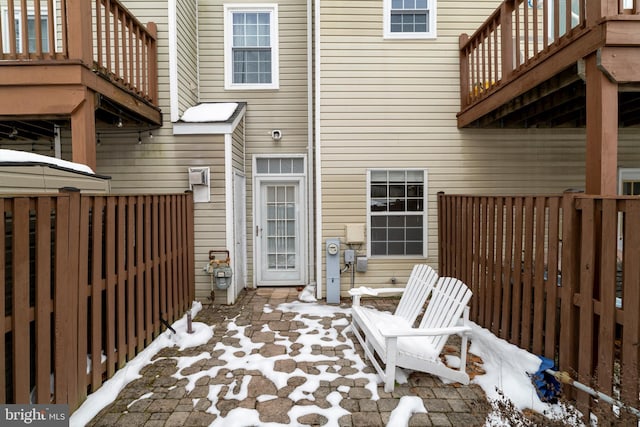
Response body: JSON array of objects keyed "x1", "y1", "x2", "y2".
[
  {"x1": 168, "y1": 0, "x2": 179, "y2": 122},
  {"x1": 314, "y1": 0, "x2": 323, "y2": 299},
  {"x1": 307, "y1": 0, "x2": 315, "y2": 289}
]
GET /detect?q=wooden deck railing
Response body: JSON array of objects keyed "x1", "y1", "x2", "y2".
[
  {"x1": 1, "y1": 191, "x2": 194, "y2": 411},
  {"x1": 459, "y1": 0, "x2": 640, "y2": 110},
  {"x1": 438, "y1": 191, "x2": 640, "y2": 421},
  {"x1": 0, "y1": 0, "x2": 158, "y2": 104}
]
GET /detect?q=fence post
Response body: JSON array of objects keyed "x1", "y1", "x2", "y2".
[
  {"x1": 559, "y1": 191, "x2": 581, "y2": 400},
  {"x1": 186, "y1": 192, "x2": 195, "y2": 305}
]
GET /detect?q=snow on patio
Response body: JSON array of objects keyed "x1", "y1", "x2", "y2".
[{"x1": 71, "y1": 290, "x2": 580, "y2": 426}]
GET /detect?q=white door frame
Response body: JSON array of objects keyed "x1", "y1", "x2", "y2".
[
  {"x1": 233, "y1": 170, "x2": 247, "y2": 299},
  {"x1": 253, "y1": 155, "x2": 308, "y2": 287}
]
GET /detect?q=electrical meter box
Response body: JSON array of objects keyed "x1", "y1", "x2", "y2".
[{"x1": 326, "y1": 238, "x2": 341, "y2": 304}]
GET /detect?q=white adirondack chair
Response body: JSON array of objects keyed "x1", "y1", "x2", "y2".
[
  {"x1": 351, "y1": 275, "x2": 473, "y2": 392},
  {"x1": 349, "y1": 264, "x2": 439, "y2": 326}
]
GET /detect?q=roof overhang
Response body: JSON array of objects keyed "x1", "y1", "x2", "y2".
[{"x1": 172, "y1": 102, "x2": 246, "y2": 135}]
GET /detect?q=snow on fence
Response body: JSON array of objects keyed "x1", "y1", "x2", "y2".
[
  {"x1": 1, "y1": 191, "x2": 194, "y2": 411},
  {"x1": 438, "y1": 191, "x2": 640, "y2": 422}
]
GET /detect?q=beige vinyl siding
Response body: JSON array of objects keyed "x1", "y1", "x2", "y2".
[
  {"x1": 199, "y1": 0, "x2": 309, "y2": 287},
  {"x1": 318, "y1": 0, "x2": 640, "y2": 293},
  {"x1": 90, "y1": 1, "x2": 227, "y2": 300},
  {"x1": 176, "y1": 0, "x2": 199, "y2": 115}
]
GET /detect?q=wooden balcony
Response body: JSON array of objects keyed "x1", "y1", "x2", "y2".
[
  {"x1": 0, "y1": 0, "x2": 160, "y2": 170},
  {"x1": 458, "y1": 0, "x2": 640, "y2": 128},
  {"x1": 458, "y1": 0, "x2": 640, "y2": 195}
]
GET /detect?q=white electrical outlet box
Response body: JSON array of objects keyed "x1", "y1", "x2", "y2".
[
  {"x1": 345, "y1": 223, "x2": 365, "y2": 244},
  {"x1": 188, "y1": 167, "x2": 210, "y2": 203}
]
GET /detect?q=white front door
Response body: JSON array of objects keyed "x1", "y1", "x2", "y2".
[{"x1": 256, "y1": 178, "x2": 305, "y2": 285}]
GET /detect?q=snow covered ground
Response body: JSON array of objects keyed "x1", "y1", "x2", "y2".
[{"x1": 70, "y1": 295, "x2": 579, "y2": 427}]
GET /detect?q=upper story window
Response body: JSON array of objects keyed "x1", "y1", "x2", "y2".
[
  {"x1": 224, "y1": 4, "x2": 279, "y2": 90},
  {"x1": 1, "y1": 9, "x2": 50, "y2": 54},
  {"x1": 368, "y1": 169, "x2": 427, "y2": 257},
  {"x1": 383, "y1": 0, "x2": 436, "y2": 39}
]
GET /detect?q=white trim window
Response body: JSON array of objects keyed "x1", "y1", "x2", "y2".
[
  {"x1": 1, "y1": 9, "x2": 50, "y2": 54},
  {"x1": 224, "y1": 4, "x2": 279, "y2": 90},
  {"x1": 383, "y1": 0, "x2": 436, "y2": 39},
  {"x1": 367, "y1": 169, "x2": 427, "y2": 257}
]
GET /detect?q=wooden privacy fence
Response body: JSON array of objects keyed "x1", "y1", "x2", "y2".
[
  {"x1": 438, "y1": 191, "x2": 640, "y2": 419},
  {"x1": 1, "y1": 191, "x2": 195, "y2": 412}
]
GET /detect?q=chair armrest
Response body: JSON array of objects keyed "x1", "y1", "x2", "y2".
[
  {"x1": 379, "y1": 325, "x2": 472, "y2": 338},
  {"x1": 348, "y1": 287, "x2": 406, "y2": 297},
  {"x1": 349, "y1": 287, "x2": 407, "y2": 306}
]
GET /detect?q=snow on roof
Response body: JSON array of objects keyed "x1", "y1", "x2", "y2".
[
  {"x1": 180, "y1": 103, "x2": 239, "y2": 123},
  {"x1": 0, "y1": 149, "x2": 94, "y2": 174}
]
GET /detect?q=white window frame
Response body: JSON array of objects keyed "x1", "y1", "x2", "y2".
[
  {"x1": 383, "y1": 0, "x2": 437, "y2": 40},
  {"x1": 367, "y1": 169, "x2": 428, "y2": 258},
  {"x1": 1, "y1": 7, "x2": 52, "y2": 54},
  {"x1": 224, "y1": 3, "x2": 279, "y2": 90},
  {"x1": 617, "y1": 168, "x2": 640, "y2": 258}
]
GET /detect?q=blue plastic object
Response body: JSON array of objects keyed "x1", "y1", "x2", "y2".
[{"x1": 532, "y1": 356, "x2": 562, "y2": 403}]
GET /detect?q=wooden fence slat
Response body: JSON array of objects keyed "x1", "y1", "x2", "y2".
[
  {"x1": 477, "y1": 197, "x2": 491, "y2": 325},
  {"x1": 501, "y1": 197, "x2": 514, "y2": 340},
  {"x1": 90, "y1": 197, "x2": 104, "y2": 391},
  {"x1": 186, "y1": 193, "x2": 195, "y2": 305},
  {"x1": 621, "y1": 200, "x2": 640, "y2": 408},
  {"x1": 144, "y1": 195, "x2": 153, "y2": 343},
  {"x1": 35, "y1": 197, "x2": 51, "y2": 404},
  {"x1": 492, "y1": 197, "x2": 503, "y2": 334},
  {"x1": 106, "y1": 197, "x2": 117, "y2": 377},
  {"x1": 159, "y1": 197, "x2": 167, "y2": 324},
  {"x1": 486, "y1": 197, "x2": 496, "y2": 333},
  {"x1": 126, "y1": 197, "x2": 135, "y2": 360},
  {"x1": 597, "y1": 199, "x2": 617, "y2": 397},
  {"x1": 54, "y1": 195, "x2": 71, "y2": 404},
  {"x1": 510, "y1": 197, "x2": 524, "y2": 343},
  {"x1": 521, "y1": 196, "x2": 535, "y2": 350},
  {"x1": 116, "y1": 197, "x2": 127, "y2": 368},
  {"x1": 544, "y1": 197, "x2": 560, "y2": 360},
  {"x1": 76, "y1": 195, "x2": 91, "y2": 404},
  {"x1": 532, "y1": 197, "x2": 546, "y2": 355},
  {"x1": 152, "y1": 196, "x2": 160, "y2": 337},
  {"x1": 66, "y1": 191, "x2": 81, "y2": 410},
  {"x1": 12, "y1": 198, "x2": 30, "y2": 403},
  {"x1": 577, "y1": 197, "x2": 596, "y2": 412},
  {"x1": 171, "y1": 196, "x2": 179, "y2": 319},
  {"x1": 177, "y1": 195, "x2": 185, "y2": 312},
  {"x1": 471, "y1": 197, "x2": 479, "y2": 317},
  {"x1": 136, "y1": 196, "x2": 145, "y2": 352}
]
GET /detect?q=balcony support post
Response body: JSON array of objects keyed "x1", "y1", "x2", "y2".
[
  {"x1": 71, "y1": 90, "x2": 97, "y2": 171},
  {"x1": 585, "y1": 52, "x2": 618, "y2": 195}
]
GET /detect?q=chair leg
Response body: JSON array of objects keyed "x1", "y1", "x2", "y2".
[
  {"x1": 459, "y1": 307, "x2": 470, "y2": 374},
  {"x1": 384, "y1": 337, "x2": 398, "y2": 392}
]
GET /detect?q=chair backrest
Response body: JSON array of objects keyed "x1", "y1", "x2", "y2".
[
  {"x1": 394, "y1": 264, "x2": 439, "y2": 325},
  {"x1": 418, "y1": 276, "x2": 472, "y2": 353}
]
